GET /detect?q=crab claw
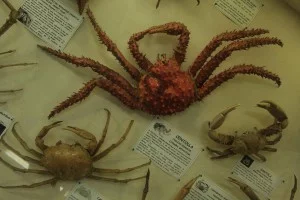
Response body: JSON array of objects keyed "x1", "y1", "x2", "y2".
[
  {"x1": 257, "y1": 100, "x2": 288, "y2": 128},
  {"x1": 228, "y1": 177, "x2": 260, "y2": 200},
  {"x1": 209, "y1": 104, "x2": 240, "y2": 130}
]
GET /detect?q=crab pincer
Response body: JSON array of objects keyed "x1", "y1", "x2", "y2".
[{"x1": 228, "y1": 177, "x2": 260, "y2": 200}]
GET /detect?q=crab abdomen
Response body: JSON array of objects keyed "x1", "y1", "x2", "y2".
[
  {"x1": 232, "y1": 133, "x2": 266, "y2": 154},
  {"x1": 41, "y1": 144, "x2": 93, "y2": 180},
  {"x1": 139, "y1": 70, "x2": 195, "y2": 115}
]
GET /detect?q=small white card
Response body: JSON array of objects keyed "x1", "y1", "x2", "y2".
[
  {"x1": 133, "y1": 119, "x2": 202, "y2": 179},
  {"x1": 0, "y1": 110, "x2": 14, "y2": 139},
  {"x1": 184, "y1": 175, "x2": 238, "y2": 200},
  {"x1": 231, "y1": 155, "x2": 279, "y2": 198},
  {"x1": 214, "y1": 0, "x2": 263, "y2": 27},
  {"x1": 18, "y1": 0, "x2": 83, "y2": 50},
  {"x1": 65, "y1": 182, "x2": 109, "y2": 200}
]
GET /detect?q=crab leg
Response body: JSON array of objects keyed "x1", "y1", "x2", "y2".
[
  {"x1": 93, "y1": 120, "x2": 134, "y2": 161},
  {"x1": 206, "y1": 147, "x2": 236, "y2": 159},
  {"x1": 254, "y1": 153, "x2": 266, "y2": 162},
  {"x1": 91, "y1": 108, "x2": 111, "y2": 156},
  {"x1": 0, "y1": 62, "x2": 37, "y2": 69},
  {"x1": 0, "y1": 0, "x2": 19, "y2": 37},
  {"x1": 290, "y1": 175, "x2": 298, "y2": 200},
  {"x1": 142, "y1": 169, "x2": 150, "y2": 200},
  {"x1": 38, "y1": 46, "x2": 136, "y2": 97},
  {"x1": 86, "y1": 8, "x2": 141, "y2": 81},
  {"x1": 207, "y1": 104, "x2": 238, "y2": 145},
  {"x1": 0, "y1": 49, "x2": 15, "y2": 55},
  {"x1": 63, "y1": 126, "x2": 97, "y2": 154},
  {"x1": 92, "y1": 160, "x2": 151, "y2": 174},
  {"x1": 261, "y1": 147, "x2": 277, "y2": 152},
  {"x1": 0, "y1": 88, "x2": 22, "y2": 93},
  {"x1": 35, "y1": 121, "x2": 62, "y2": 151},
  {"x1": 196, "y1": 65, "x2": 281, "y2": 100},
  {"x1": 1, "y1": 138, "x2": 42, "y2": 166},
  {"x1": 228, "y1": 177, "x2": 260, "y2": 200},
  {"x1": 0, "y1": 157, "x2": 50, "y2": 175},
  {"x1": 48, "y1": 78, "x2": 140, "y2": 119},
  {"x1": 87, "y1": 174, "x2": 146, "y2": 183},
  {"x1": 174, "y1": 175, "x2": 200, "y2": 200},
  {"x1": 195, "y1": 37, "x2": 283, "y2": 87},
  {"x1": 188, "y1": 28, "x2": 270, "y2": 77},
  {"x1": 0, "y1": 178, "x2": 57, "y2": 189},
  {"x1": 12, "y1": 123, "x2": 43, "y2": 158}
]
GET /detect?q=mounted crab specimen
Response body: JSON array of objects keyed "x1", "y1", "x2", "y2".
[
  {"x1": 76, "y1": 0, "x2": 88, "y2": 14},
  {"x1": 206, "y1": 100, "x2": 288, "y2": 161},
  {"x1": 228, "y1": 176, "x2": 298, "y2": 200},
  {"x1": 155, "y1": 0, "x2": 200, "y2": 8},
  {"x1": 38, "y1": 8, "x2": 282, "y2": 119},
  {"x1": 0, "y1": 109, "x2": 150, "y2": 188}
]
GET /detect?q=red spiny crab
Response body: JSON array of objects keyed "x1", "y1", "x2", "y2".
[
  {"x1": 155, "y1": 0, "x2": 200, "y2": 8},
  {"x1": 0, "y1": 109, "x2": 150, "y2": 189},
  {"x1": 206, "y1": 100, "x2": 288, "y2": 161},
  {"x1": 38, "y1": 8, "x2": 283, "y2": 119},
  {"x1": 76, "y1": 0, "x2": 88, "y2": 14}
]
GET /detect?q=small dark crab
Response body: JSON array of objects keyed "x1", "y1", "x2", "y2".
[
  {"x1": 206, "y1": 100, "x2": 288, "y2": 161},
  {"x1": 0, "y1": 109, "x2": 150, "y2": 189},
  {"x1": 155, "y1": 0, "x2": 200, "y2": 9}
]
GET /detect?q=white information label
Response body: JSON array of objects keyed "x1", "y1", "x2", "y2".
[
  {"x1": 133, "y1": 119, "x2": 202, "y2": 179},
  {"x1": 65, "y1": 182, "x2": 109, "y2": 200},
  {"x1": 231, "y1": 155, "x2": 279, "y2": 198},
  {"x1": 184, "y1": 175, "x2": 238, "y2": 200},
  {"x1": 0, "y1": 110, "x2": 14, "y2": 139},
  {"x1": 18, "y1": 0, "x2": 83, "y2": 50},
  {"x1": 214, "y1": 0, "x2": 263, "y2": 27}
]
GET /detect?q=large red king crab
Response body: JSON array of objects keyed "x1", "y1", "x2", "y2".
[{"x1": 38, "y1": 8, "x2": 283, "y2": 119}]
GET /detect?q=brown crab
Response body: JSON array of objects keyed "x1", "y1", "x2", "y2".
[
  {"x1": 0, "y1": 109, "x2": 150, "y2": 188},
  {"x1": 38, "y1": 8, "x2": 282, "y2": 119},
  {"x1": 206, "y1": 100, "x2": 288, "y2": 161}
]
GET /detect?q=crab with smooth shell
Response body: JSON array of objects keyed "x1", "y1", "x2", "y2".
[
  {"x1": 38, "y1": 8, "x2": 283, "y2": 119},
  {"x1": 0, "y1": 109, "x2": 150, "y2": 188},
  {"x1": 207, "y1": 100, "x2": 288, "y2": 161}
]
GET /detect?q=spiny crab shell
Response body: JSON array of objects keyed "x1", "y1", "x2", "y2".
[{"x1": 139, "y1": 59, "x2": 195, "y2": 115}]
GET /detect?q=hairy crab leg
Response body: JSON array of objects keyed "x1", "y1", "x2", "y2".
[
  {"x1": 206, "y1": 147, "x2": 236, "y2": 159},
  {"x1": 37, "y1": 45, "x2": 137, "y2": 98},
  {"x1": 77, "y1": 0, "x2": 88, "y2": 14},
  {"x1": 1, "y1": 138, "x2": 42, "y2": 166},
  {"x1": 188, "y1": 28, "x2": 270, "y2": 77},
  {"x1": 0, "y1": 178, "x2": 57, "y2": 189},
  {"x1": 87, "y1": 174, "x2": 147, "y2": 183},
  {"x1": 196, "y1": 64, "x2": 281, "y2": 100},
  {"x1": 142, "y1": 169, "x2": 150, "y2": 200},
  {"x1": 35, "y1": 121, "x2": 63, "y2": 151},
  {"x1": 63, "y1": 126, "x2": 97, "y2": 155},
  {"x1": 195, "y1": 37, "x2": 283, "y2": 87},
  {"x1": 265, "y1": 131, "x2": 282, "y2": 145},
  {"x1": 174, "y1": 175, "x2": 200, "y2": 200},
  {"x1": 92, "y1": 120, "x2": 134, "y2": 161},
  {"x1": 0, "y1": 157, "x2": 50, "y2": 175},
  {"x1": 147, "y1": 22, "x2": 190, "y2": 66},
  {"x1": 207, "y1": 104, "x2": 238, "y2": 145},
  {"x1": 92, "y1": 160, "x2": 151, "y2": 174},
  {"x1": 12, "y1": 123, "x2": 43, "y2": 158},
  {"x1": 228, "y1": 177, "x2": 260, "y2": 200},
  {"x1": 86, "y1": 8, "x2": 141, "y2": 81},
  {"x1": 261, "y1": 147, "x2": 277, "y2": 152},
  {"x1": 48, "y1": 78, "x2": 139, "y2": 119},
  {"x1": 91, "y1": 108, "x2": 111, "y2": 156},
  {"x1": 0, "y1": 0, "x2": 19, "y2": 37}
]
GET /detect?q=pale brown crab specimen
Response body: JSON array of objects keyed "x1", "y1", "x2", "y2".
[
  {"x1": 206, "y1": 100, "x2": 288, "y2": 161},
  {"x1": 0, "y1": 109, "x2": 150, "y2": 188}
]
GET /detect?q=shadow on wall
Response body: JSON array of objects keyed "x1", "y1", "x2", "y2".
[{"x1": 284, "y1": 0, "x2": 300, "y2": 13}]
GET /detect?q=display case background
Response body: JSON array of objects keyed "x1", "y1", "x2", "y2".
[{"x1": 0, "y1": 0, "x2": 299, "y2": 199}]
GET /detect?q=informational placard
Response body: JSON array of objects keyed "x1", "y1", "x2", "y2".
[
  {"x1": 65, "y1": 182, "x2": 109, "y2": 200},
  {"x1": 231, "y1": 155, "x2": 279, "y2": 198},
  {"x1": 133, "y1": 119, "x2": 202, "y2": 179},
  {"x1": 184, "y1": 175, "x2": 238, "y2": 200},
  {"x1": 214, "y1": 0, "x2": 263, "y2": 27},
  {"x1": 0, "y1": 110, "x2": 14, "y2": 139},
  {"x1": 18, "y1": 0, "x2": 83, "y2": 50}
]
